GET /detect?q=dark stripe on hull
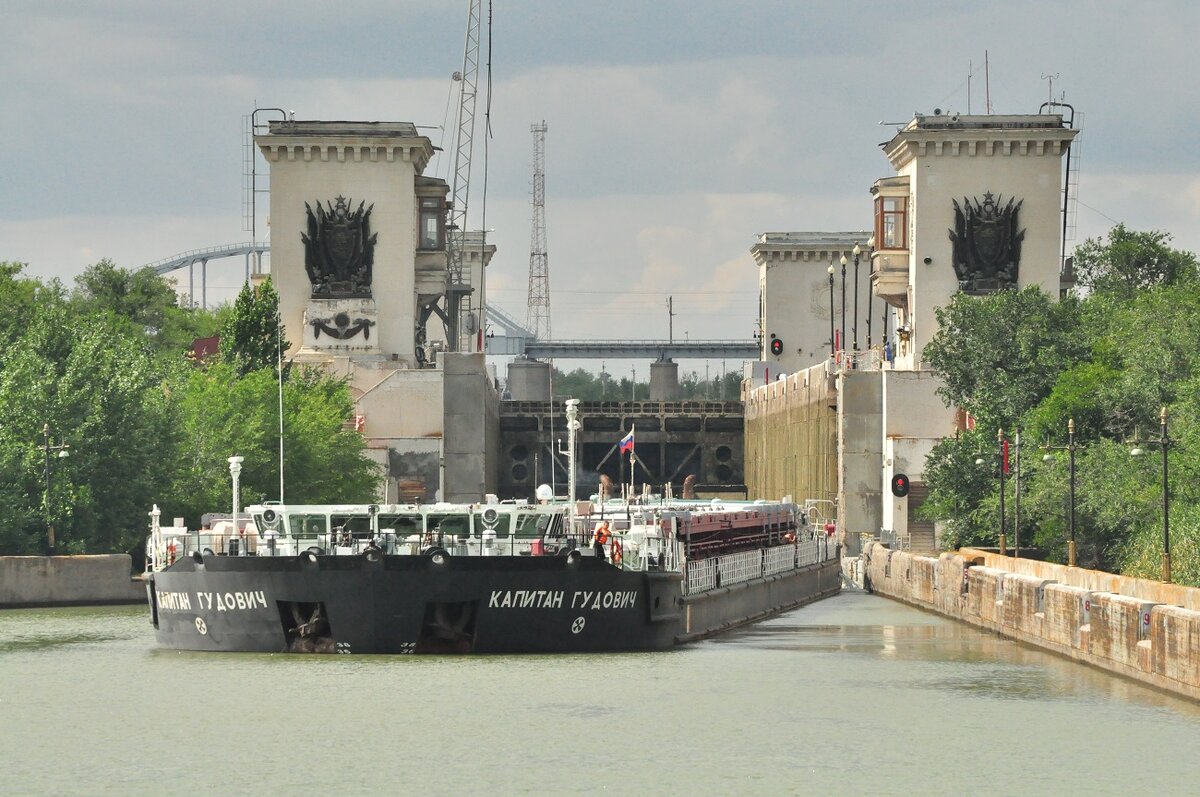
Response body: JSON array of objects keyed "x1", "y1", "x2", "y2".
[
  {"x1": 147, "y1": 552, "x2": 842, "y2": 654},
  {"x1": 150, "y1": 554, "x2": 683, "y2": 654}
]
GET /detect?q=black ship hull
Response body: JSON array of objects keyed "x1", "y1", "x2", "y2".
[
  {"x1": 149, "y1": 552, "x2": 684, "y2": 654},
  {"x1": 147, "y1": 550, "x2": 842, "y2": 654}
]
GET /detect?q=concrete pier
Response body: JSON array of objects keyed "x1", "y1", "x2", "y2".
[
  {"x1": 0, "y1": 555, "x2": 144, "y2": 607},
  {"x1": 649, "y1": 359, "x2": 679, "y2": 401},
  {"x1": 506, "y1": 358, "x2": 551, "y2": 401}
]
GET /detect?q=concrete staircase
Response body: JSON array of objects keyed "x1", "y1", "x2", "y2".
[{"x1": 907, "y1": 526, "x2": 937, "y2": 554}]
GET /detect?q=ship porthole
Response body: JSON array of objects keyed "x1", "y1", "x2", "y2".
[
  {"x1": 364, "y1": 548, "x2": 383, "y2": 564},
  {"x1": 300, "y1": 550, "x2": 319, "y2": 567},
  {"x1": 426, "y1": 547, "x2": 449, "y2": 565},
  {"x1": 565, "y1": 550, "x2": 581, "y2": 566}
]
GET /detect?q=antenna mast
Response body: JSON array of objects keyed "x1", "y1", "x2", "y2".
[
  {"x1": 444, "y1": 0, "x2": 483, "y2": 352},
  {"x1": 526, "y1": 121, "x2": 551, "y2": 340},
  {"x1": 985, "y1": 50, "x2": 992, "y2": 114}
]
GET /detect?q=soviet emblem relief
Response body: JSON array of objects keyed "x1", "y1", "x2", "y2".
[
  {"x1": 948, "y1": 192, "x2": 1025, "y2": 294},
  {"x1": 311, "y1": 311, "x2": 377, "y2": 341},
  {"x1": 301, "y1": 196, "x2": 378, "y2": 297}
]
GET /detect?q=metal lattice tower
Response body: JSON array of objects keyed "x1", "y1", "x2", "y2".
[
  {"x1": 444, "y1": 0, "x2": 483, "y2": 352},
  {"x1": 526, "y1": 121, "x2": 551, "y2": 340}
]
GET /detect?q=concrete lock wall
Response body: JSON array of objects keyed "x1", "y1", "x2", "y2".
[
  {"x1": 960, "y1": 548, "x2": 1200, "y2": 612},
  {"x1": 0, "y1": 555, "x2": 144, "y2": 607},
  {"x1": 864, "y1": 542, "x2": 1200, "y2": 701},
  {"x1": 680, "y1": 559, "x2": 841, "y2": 642},
  {"x1": 744, "y1": 360, "x2": 837, "y2": 507},
  {"x1": 837, "y1": 369, "x2": 882, "y2": 553},
  {"x1": 443, "y1": 352, "x2": 499, "y2": 502}
]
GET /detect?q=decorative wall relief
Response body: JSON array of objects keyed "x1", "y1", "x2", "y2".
[
  {"x1": 310, "y1": 311, "x2": 377, "y2": 340},
  {"x1": 948, "y1": 192, "x2": 1024, "y2": 293},
  {"x1": 301, "y1": 196, "x2": 377, "y2": 297}
]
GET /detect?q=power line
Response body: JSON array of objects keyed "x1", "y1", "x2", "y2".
[{"x1": 1076, "y1": 199, "x2": 1120, "y2": 226}]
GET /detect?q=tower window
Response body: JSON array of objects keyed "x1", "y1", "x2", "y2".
[
  {"x1": 419, "y1": 198, "x2": 444, "y2": 250},
  {"x1": 874, "y1": 196, "x2": 907, "y2": 250}
]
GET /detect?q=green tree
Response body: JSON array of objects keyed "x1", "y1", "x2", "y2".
[
  {"x1": 0, "y1": 262, "x2": 49, "y2": 347},
  {"x1": 72, "y1": 259, "x2": 222, "y2": 357},
  {"x1": 923, "y1": 286, "x2": 1085, "y2": 432},
  {"x1": 166, "y1": 363, "x2": 378, "y2": 526},
  {"x1": 0, "y1": 299, "x2": 176, "y2": 555},
  {"x1": 219, "y1": 278, "x2": 289, "y2": 375},
  {"x1": 920, "y1": 429, "x2": 1002, "y2": 550},
  {"x1": 920, "y1": 225, "x2": 1200, "y2": 582},
  {"x1": 1074, "y1": 224, "x2": 1198, "y2": 298},
  {"x1": 73, "y1": 259, "x2": 177, "y2": 331}
]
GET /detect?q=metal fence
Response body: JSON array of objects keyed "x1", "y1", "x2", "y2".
[
  {"x1": 878, "y1": 528, "x2": 909, "y2": 551},
  {"x1": 684, "y1": 537, "x2": 835, "y2": 596}
]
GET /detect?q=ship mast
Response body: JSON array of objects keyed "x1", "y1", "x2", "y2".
[{"x1": 564, "y1": 399, "x2": 581, "y2": 533}]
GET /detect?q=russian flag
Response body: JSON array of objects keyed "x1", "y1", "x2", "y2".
[{"x1": 619, "y1": 427, "x2": 635, "y2": 454}]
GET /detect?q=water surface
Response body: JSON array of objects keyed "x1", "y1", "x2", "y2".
[{"x1": 2, "y1": 592, "x2": 1196, "y2": 795}]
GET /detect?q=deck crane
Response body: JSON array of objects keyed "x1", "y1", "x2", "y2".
[{"x1": 442, "y1": 0, "x2": 485, "y2": 353}]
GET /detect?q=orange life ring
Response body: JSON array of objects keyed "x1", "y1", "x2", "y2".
[{"x1": 609, "y1": 538, "x2": 623, "y2": 566}]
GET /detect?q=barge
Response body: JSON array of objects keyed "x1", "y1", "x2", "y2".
[
  {"x1": 145, "y1": 497, "x2": 840, "y2": 654},
  {"x1": 145, "y1": 398, "x2": 840, "y2": 654}
]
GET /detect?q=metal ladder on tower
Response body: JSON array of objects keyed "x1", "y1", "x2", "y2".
[{"x1": 445, "y1": 0, "x2": 483, "y2": 353}]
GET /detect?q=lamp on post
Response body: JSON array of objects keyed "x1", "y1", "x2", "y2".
[
  {"x1": 839, "y1": 254, "x2": 847, "y2": 361},
  {"x1": 997, "y1": 427, "x2": 1008, "y2": 556},
  {"x1": 228, "y1": 456, "x2": 244, "y2": 551},
  {"x1": 1042, "y1": 418, "x2": 1078, "y2": 567},
  {"x1": 1159, "y1": 406, "x2": 1171, "y2": 583},
  {"x1": 41, "y1": 423, "x2": 70, "y2": 556},
  {"x1": 827, "y1": 263, "x2": 836, "y2": 357},
  {"x1": 865, "y1": 237, "x2": 875, "y2": 349},
  {"x1": 851, "y1": 244, "x2": 862, "y2": 353},
  {"x1": 1129, "y1": 406, "x2": 1171, "y2": 583},
  {"x1": 1013, "y1": 428, "x2": 1022, "y2": 559}
]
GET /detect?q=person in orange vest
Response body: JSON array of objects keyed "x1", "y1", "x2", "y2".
[{"x1": 592, "y1": 521, "x2": 611, "y2": 561}]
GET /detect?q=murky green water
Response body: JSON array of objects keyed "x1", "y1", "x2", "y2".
[{"x1": 2, "y1": 592, "x2": 1197, "y2": 796}]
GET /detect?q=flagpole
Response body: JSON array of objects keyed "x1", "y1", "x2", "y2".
[{"x1": 627, "y1": 424, "x2": 636, "y2": 498}]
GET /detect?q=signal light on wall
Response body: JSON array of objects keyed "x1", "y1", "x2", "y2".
[
  {"x1": 891, "y1": 473, "x2": 910, "y2": 498},
  {"x1": 769, "y1": 337, "x2": 784, "y2": 356}
]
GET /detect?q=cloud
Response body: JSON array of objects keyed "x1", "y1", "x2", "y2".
[
  {"x1": 1072, "y1": 172, "x2": 1200, "y2": 255},
  {"x1": 4, "y1": 0, "x2": 1200, "y2": 378}
]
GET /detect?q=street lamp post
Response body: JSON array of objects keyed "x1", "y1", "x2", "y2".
[
  {"x1": 1130, "y1": 407, "x2": 1171, "y2": 582},
  {"x1": 1013, "y1": 428, "x2": 1022, "y2": 559},
  {"x1": 827, "y1": 264, "x2": 836, "y2": 357},
  {"x1": 1042, "y1": 417, "x2": 1079, "y2": 567},
  {"x1": 881, "y1": 304, "x2": 890, "y2": 362},
  {"x1": 1160, "y1": 407, "x2": 1171, "y2": 583},
  {"x1": 998, "y1": 428, "x2": 1007, "y2": 556},
  {"x1": 41, "y1": 424, "x2": 70, "y2": 556},
  {"x1": 865, "y1": 237, "x2": 875, "y2": 349},
  {"x1": 228, "y1": 456, "x2": 244, "y2": 555},
  {"x1": 851, "y1": 244, "x2": 862, "y2": 352},
  {"x1": 839, "y1": 254, "x2": 847, "y2": 361},
  {"x1": 1069, "y1": 419, "x2": 1077, "y2": 567}
]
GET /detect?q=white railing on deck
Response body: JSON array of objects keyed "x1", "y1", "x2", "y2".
[
  {"x1": 763, "y1": 543, "x2": 795, "y2": 575},
  {"x1": 684, "y1": 536, "x2": 835, "y2": 596},
  {"x1": 718, "y1": 549, "x2": 763, "y2": 585},
  {"x1": 687, "y1": 558, "x2": 718, "y2": 593}
]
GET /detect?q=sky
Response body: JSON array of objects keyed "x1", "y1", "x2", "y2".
[{"x1": 3, "y1": 0, "x2": 1199, "y2": 363}]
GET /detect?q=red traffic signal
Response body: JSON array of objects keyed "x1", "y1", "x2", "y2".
[
  {"x1": 891, "y1": 473, "x2": 910, "y2": 497},
  {"x1": 769, "y1": 337, "x2": 784, "y2": 356}
]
